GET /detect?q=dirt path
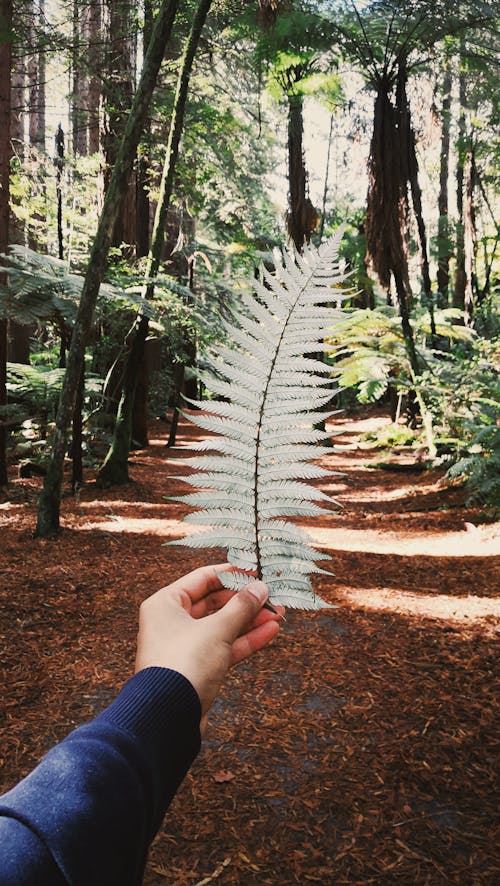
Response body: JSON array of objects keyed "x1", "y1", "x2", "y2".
[{"x1": 0, "y1": 410, "x2": 499, "y2": 884}]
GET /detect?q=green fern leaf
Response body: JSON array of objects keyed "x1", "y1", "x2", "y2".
[{"x1": 171, "y1": 232, "x2": 349, "y2": 609}]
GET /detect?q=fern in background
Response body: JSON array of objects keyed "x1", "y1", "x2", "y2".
[{"x1": 171, "y1": 232, "x2": 350, "y2": 609}]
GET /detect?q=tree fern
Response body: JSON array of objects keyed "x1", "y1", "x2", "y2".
[{"x1": 170, "y1": 231, "x2": 350, "y2": 609}]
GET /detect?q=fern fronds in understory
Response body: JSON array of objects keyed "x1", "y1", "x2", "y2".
[{"x1": 171, "y1": 231, "x2": 350, "y2": 609}]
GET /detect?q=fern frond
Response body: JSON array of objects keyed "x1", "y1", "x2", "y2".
[{"x1": 171, "y1": 232, "x2": 349, "y2": 609}]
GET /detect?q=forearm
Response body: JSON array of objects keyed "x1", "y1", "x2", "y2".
[{"x1": 0, "y1": 668, "x2": 201, "y2": 886}]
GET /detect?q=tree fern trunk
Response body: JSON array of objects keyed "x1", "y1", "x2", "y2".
[{"x1": 36, "y1": 0, "x2": 180, "y2": 536}]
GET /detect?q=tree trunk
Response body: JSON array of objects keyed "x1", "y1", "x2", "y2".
[
  {"x1": 101, "y1": 0, "x2": 137, "y2": 251},
  {"x1": 71, "y1": 368, "x2": 84, "y2": 491},
  {"x1": 55, "y1": 123, "x2": 64, "y2": 259},
  {"x1": 131, "y1": 357, "x2": 149, "y2": 447},
  {"x1": 0, "y1": 0, "x2": 12, "y2": 486},
  {"x1": 36, "y1": 0, "x2": 181, "y2": 536},
  {"x1": 463, "y1": 146, "x2": 477, "y2": 327},
  {"x1": 365, "y1": 69, "x2": 422, "y2": 419},
  {"x1": 437, "y1": 58, "x2": 452, "y2": 305},
  {"x1": 98, "y1": 0, "x2": 213, "y2": 486},
  {"x1": 87, "y1": 1, "x2": 101, "y2": 154},
  {"x1": 28, "y1": 0, "x2": 44, "y2": 148},
  {"x1": 136, "y1": 0, "x2": 154, "y2": 257},
  {"x1": 11, "y1": 6, "x2": 25, "y2": 152},
  {"x1": 286, "y1": 93, "x2": 317, "y2": 251},
  {"x1": 72, "y1": 0, "x2": 89, "y2": 156},
  {"x1": 365, "y1": 78, "x2": 411, "y2": 303},
  {"x1": 454, "y1": 47, "x2": 467, "y2": 312},
  {"x1": 403, "y1": 88, "x2": 435, "y2": 338},
  {"x1": 97, "y1": 315, "x2": 149, "y2": 486}
]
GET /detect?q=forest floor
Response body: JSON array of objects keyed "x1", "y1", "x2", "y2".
[{"x1": 1, "y1": 408, "x2": 499, "y2": 885}]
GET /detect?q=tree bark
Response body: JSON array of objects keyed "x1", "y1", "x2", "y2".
[
  {"x1": 28, "y1": 0, "x2": 44, "y2": 148},
  {"x1": 98, "y1": 0, "x2": 213, "y2": 486},
  {"x1": 0, "y1": 0, "x2": 12, "y2": 486},
  {"x1": 71, "y1": 368, "x2": 84, "y2": 491},
  {"x1": 463, "y1": 146, "x2": 477, "y2": 327},
  {"x1": 101, "y1": 0, "x2": 137, "y2": 251},
  {"x1": 97, "y1": 316, "x2": 149, "y2": 486},
  {"x1": 437, "y1": 58, "x2": 452, "y2": 305},
  {"x1": 286, "y1": 92, "x2": 317, "y2": 251},
  {"x1": 87, "y1": 0, "x2": 101, "y2": 154},
  {"x1": 402, "y1": 80, "x2": 435, "y2": 338},
  {"x1": 11, "y1": 5, "x2": 25, "y2": 151},
  {"x1": 36, "y1": 0, "x2": 181, "y2": 535},
  {"x1": 454, "y1": 46, "x2": 467, "y2": 312},
  {"x1": 136, "y1": 0, "x2": 154, "y2": 257},
  {"x1": 72, "y1": 0, "x2": 89, "y2": 156}
]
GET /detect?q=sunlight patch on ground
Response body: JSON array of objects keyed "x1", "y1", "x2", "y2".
[
  {"x1": 307, "y1": 525, "x2": 500, "y2": 557},
  {"x1": 77, "y1": 500, "x2": 172, "y2": 511},
  {"x1": 343, "y1": 481, "x2": 440, "y2": 502},
  {"x1": 82, "y1": 518, "x2": 186, "y2": 537},
  {"x1": 342, "y1": 587, "x2": 500, "y2": 625}
]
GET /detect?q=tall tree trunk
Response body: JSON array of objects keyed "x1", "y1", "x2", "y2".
[
  {"x1": 101, "y1": 0, "x2": 137, "y2": 251},
  {"x1": 36, "y1": 0, "x2": 181, "y2": 536},
  {"x1": 11, "y1": 6, "x2": 25, "y2": 152},
  {"x1": 136, "y1": 0, "x2": 154, "y2": 257},
  {"x1": 0, "y1": 0, "x2": 12, "y2": 486},
  {"x1": 28, "y1": 0, "x2": 44, "y2": 148},
  {"x1": 97, "y1": 0, "x2": 213, "y2": 487},
  {"x1": 26, "y1": 0, "x2": 46, "y2": 252},
  {"x1": 55, "y1": 123, "x2": 64, "y2": 259},
  {"x1": 400, "y1": 74, "x2": 435, "y2": 338},
  {"x1": 87, "y1": 0, "x2": 101, "y2": 155},
  {"x1": 437, "y1": 58, "x2": 452, "y2": 305},
  {"x1": 454, "y1": 45, "x2": 467, "y2": 312},
  {"x1": 463, "y1": 145, "x2": 477, "y2": 327},
  {"x1": 71, "y1": 368, "x2": 84, "y2": 491},
  {"x1": 72, "y1": 0, "x2": 89, "y2": 156},
  {"x1": 8, "y1": 1, "x2": 30, "y2": 361}
]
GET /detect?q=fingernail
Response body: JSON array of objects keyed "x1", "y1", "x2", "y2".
[{"x1": 246, "y1": 581, "x2": 269, "y2": 603}]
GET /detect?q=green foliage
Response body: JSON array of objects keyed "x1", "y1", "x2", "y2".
[
  {"x1": 363, "y1": 423, "x2": 417, "y2": 448},
  {"x1": 0, "y1": 247, "x2": 154, "y2": 328},
  {"x1": 423, "y1": 338, "x2": 500, "y2": 505},
  {"x1": 328, "y1": 305, "x2": 475, "y2": 403}
]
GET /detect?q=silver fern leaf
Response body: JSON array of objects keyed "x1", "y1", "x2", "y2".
[{"x1": 170, "y1": 231, "x2": 350, "y2": 609}]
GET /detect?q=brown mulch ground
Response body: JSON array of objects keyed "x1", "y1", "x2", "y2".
[{"x1": 1, "y1": 409, "x2": 499, "y2": 885}]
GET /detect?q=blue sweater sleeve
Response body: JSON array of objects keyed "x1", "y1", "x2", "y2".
[{"x1": 0, "y1": 667, "x2": 201, "y2": 885}]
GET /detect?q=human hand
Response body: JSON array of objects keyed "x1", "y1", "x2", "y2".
[{"x1": 135, "y1": 564, "x2": 283, "y2": 729}]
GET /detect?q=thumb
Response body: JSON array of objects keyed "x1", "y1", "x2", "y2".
[{"x1": 214, "y1": 581, "x2": 270, "y2": 642}]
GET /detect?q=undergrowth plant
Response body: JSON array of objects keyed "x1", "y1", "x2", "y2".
[{"x1": 171, "y1": 232, "x2": 350, "y2": 609}]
